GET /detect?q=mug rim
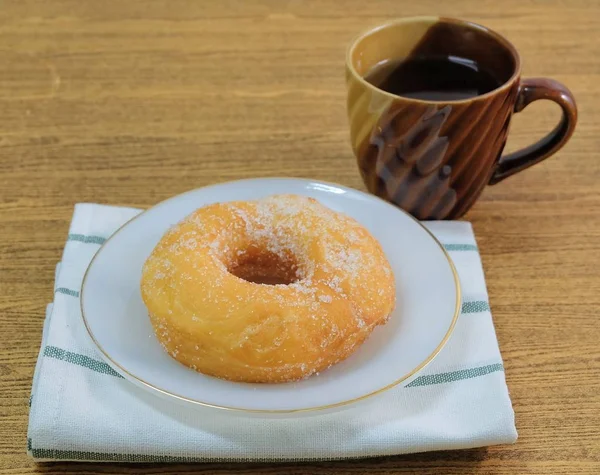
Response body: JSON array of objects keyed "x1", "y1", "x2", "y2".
[{"x1": 346, "y1": 16, "x2": 522, "y2": 104}]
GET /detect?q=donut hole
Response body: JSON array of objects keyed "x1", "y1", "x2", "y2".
[{"x1": 227, "y1": 247, "x2": 301, "y2": 285}]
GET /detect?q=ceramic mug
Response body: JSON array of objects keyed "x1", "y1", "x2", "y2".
[{"x1": 346, "y1": 17, "x2": 577, "y2": 220}]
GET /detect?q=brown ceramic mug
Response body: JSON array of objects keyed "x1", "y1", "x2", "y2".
[{"x1": 346, "y1": 17, "x2": 577, "y2": 220}]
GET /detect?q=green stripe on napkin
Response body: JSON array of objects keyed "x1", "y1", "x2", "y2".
[
  {"x1": 55, "y1": 288, "x2": 79, "y2": 298},
  {"x1": 462, "y1": 301, "x2": 490, "y2": 314},
  {"x1": 43, "y1": 346, "x2": 123, "y2": 378},
  {"x1": 406, "y1": 363, "x2": 504, "y2": 387},
  {"x1": 42, "y1": 344, "x2": 502, "y2": 390},
  {"x1": 66, "y1": 233, "x2": 478, "y2": 252},
  {"x1": 27, "y1": 445, "x2": 363, "y2": 462},
  {"x1": 67, "y1": 234, "x2": 106, "y2": 245},
  {"x1": 443, "y1": 244, "x2": 478, "y2": 251},
  {"x1": 28, "y1": 446, "x2": 199, "y2": 462}
]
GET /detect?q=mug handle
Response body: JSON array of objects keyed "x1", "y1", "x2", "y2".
[{"x1": 489, "y1": 78, "x2": 577, "y2": 185}]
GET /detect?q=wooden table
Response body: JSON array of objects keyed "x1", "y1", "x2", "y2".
[{"x1": 1, "y1": 0, "x2": 599, "y2": 473}]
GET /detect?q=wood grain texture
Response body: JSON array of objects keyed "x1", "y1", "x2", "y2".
[{"x1": 0, "y1": 0, "x2": 599, "y2": 473}]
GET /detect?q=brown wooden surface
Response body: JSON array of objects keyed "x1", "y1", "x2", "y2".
[{"x1": 1, "y1": 0, "x2": 599, "y2": 473}]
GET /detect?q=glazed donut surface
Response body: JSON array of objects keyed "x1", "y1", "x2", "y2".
[{"x1": 141, "y1": 194, "x2": 395, "y2": 383}]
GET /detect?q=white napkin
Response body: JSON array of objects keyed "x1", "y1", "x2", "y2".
[{"x1": 27, "y1": 203, "x2": 517, "y2": 462}]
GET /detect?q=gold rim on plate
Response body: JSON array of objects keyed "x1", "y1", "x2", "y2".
[{"x1": 80, "y1": 178, "x2": 462, "y2": 414}]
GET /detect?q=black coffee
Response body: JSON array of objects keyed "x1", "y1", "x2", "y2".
[{"x1": 364, "y1": 55, "x2": 502, "y2": 101}]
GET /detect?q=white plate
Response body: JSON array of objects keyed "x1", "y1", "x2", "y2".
[{"x1": 81, "y1": 178, "x2": 461, "y2": 415}]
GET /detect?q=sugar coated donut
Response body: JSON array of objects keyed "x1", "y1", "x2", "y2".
[{"x1": 141, "y1": 194, "x2": 395, "y2": 383}]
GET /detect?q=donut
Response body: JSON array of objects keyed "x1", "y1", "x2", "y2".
[{"x1": 141, "y1": 194, "x2": 395, "y2": 383}]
